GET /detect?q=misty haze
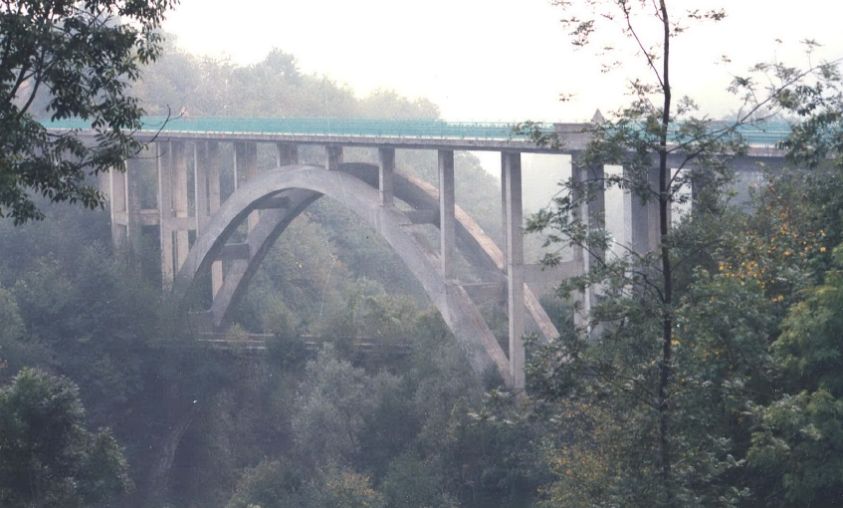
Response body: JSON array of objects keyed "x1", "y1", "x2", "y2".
[{"x1": 1, "y1": 1, "x2": 842, "y2": 507}]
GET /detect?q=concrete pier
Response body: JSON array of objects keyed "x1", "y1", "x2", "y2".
[
  {"x1": 502, "y1": 151, "x2": 525, "y2": 391},
  {"x1": 379, "y1": 147, "x2": 395, "y2": 207},
  {"x1": 326, "y1": 145, "x2": 343, "y2": 171},
  {"x1": 277, "y1": 142, "x2": 298, "y2": 166},
  {"x1": 157, "y1": 142, "x2": 175, "y2": 289},
  {"x1": 438, "y1": 150, "x2": 455, "y2": 279}
]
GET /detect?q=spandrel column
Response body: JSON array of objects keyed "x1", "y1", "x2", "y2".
[
  {"x1": 172, "y1": 141, "x2": 190, "y2": 272},
  {"x1": 503, "y1": 151, "x2": 525, "y2": 391},
  {"x1": 276, "y1": 142, "x2": 298, "y2": 167},
  {"x1": 438, "y1": 149, "x2": 455, "y2": 279},
  {"x1": 206, "y1": 141, "x2": 223, "y2": 297},
  {"x1": 379, "y1": 147, "x2": 395, "y2": 207},
  {"x1": 234, "y1": 142, "x2": 259, "y2": 231},
  {"x1": 326, "y1": 145, "x2": 343, "y2": 171},
  {"x1": 157, "y1": 142, "x2": 175, "y2": 290},
  {"x1": 109, "y1": 163, "x2": 128, "y2": 250}
]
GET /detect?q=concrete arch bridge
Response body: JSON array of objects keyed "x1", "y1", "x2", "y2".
[{"x1": 57, "y1": 118, "x2": 788, "y2": 390}]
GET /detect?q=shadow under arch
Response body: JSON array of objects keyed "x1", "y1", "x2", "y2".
[{"x1": 172, "y1": 164, "x2": 512, "y2": 385}]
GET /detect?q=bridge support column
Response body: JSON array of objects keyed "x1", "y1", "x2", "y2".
[
  {"x1": 276, "y1": 142, "x2": 298, "y2": 166},
  {"x1": 109, "y1": 163, "x2": 128, "y2": 250},
  {"x1": 379, "y1": 147, "x2": 395, "y2": 207},
  {"x1": 235, "y1": 142, "x2": 259, "y2": 231},
  {"x1": 157, "y1": 142, "x2": 175, "y2": 289},
  {"x1": 206, "y1": 141, "x2": 224, "y2": 297},
  {"x1": 126, "y1": 158, "x2": 144, "y2": 258},
  {"x1": 194, "y1": 143, "x2": 209, "y2": 232},
  {"x1": 173, "y1": 141, "x2": 191, "y2": 272},
  {"x1": 603, "y1": 164, "x2": 631, "y2": 260},
  {"x1": 500, "y1": 155, "x2": 508, "y2": 266},
  {"x1": 326, "y1": 145, "x2": 343, "y2": 171},
  {"x1": 503, "y1": 151, "x2": 525, "y2": 391},
  {"x1": 438, "y1": 150, "x2": 455, "y2": 279},
  {"x1": 628, "y1": 166, "x2": 660, "y2": 255},
  {"x1": 572, "y1": 156, "x2": 605, "y2": 330}
]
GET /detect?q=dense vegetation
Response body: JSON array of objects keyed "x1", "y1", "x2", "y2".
[
  {"x1": 0, "y1": 45, "x2": 544, "y2": 507},
  {"x1": 2, "y1": 3, "x2": 843, "y2": 507}
]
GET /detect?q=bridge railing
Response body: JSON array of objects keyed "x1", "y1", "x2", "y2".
[
  {"x1": 42, "y1": 116, "x2": 793, "y2": 146},
  {"x1": 43, "y1": 116, "x2": 553, "y2": 141}
]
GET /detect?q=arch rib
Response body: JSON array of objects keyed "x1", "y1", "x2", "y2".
[
  {"x1": 202, "y1": 163, "x2": 559, "y2": 343},
  {"x1": 172, "y1": 165, "x2": 512, "y2": 385}
]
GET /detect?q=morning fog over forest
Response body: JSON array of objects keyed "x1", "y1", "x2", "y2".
[{"x1": 2, "y1": 1, "x2": 843, "y2": 507}]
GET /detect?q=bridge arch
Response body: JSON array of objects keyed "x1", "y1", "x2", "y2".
[
  {"x1": 172, "y1": 164, "x2": 514, "y2": 385},
  {"x1": 198, "y1": 163, "x2": 558, "y2": 342}
]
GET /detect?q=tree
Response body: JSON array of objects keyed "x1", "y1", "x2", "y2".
[
  {"x1": 524, "y1": 1, "x2": 840, "y2": 505},
  {"x1": 747, "y1": 245, "x2": 843, "y2": 506},
  {"x1": 0, "y1": 367, "x2": 131, "y2": 507},
  {"x1": 291, "y1": 345, "x2": 386, "y2": 468},
  {"x1": 1, "y1": 0, "x2": 177, "y2": 224},
  {"x1": 526, "y1": 2, "x2": 737, "y2": 503},
  {"x1": 743, "y1": 71, "x2": 843, "y2": 507},
  {"x1": 226, "y1": 459, "x2": 308, "y2": 508}
]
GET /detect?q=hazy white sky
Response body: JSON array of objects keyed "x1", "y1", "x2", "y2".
[{"x1": 163, "y1": 0, "x2": 843, "y2": 122}]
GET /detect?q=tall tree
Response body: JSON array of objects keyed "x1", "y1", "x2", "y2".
[
  {"x1": 0, "y1": 0, "x2": 177, "y2": 224},
  {"x1": 524, "y1": 1, "x2": 839, "y2": 504},
  {"x1": 528, "y1": 2, "x2": 734, "y2": 502}
]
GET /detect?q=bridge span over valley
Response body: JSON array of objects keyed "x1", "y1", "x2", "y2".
[{"x1": 45, "y1": 116, "x2": 792, "y2": 390}]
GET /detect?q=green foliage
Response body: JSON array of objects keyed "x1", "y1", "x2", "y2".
[
  {"x1": 0, "y1": 285, "x2": 44, "y2": 377},
  {"x1": 524, "y1": 1, "x2": 843, "y2": 505},
  {"x1": 292, "y1": 345, "x2": 389, "y2": 467},
  {"x1": 0, "y1": 368, "x2": 131, "y2": 507},
  {"x1": 306, "y1": 467, "x2": 385, "y2": 508},
  {"x1": 0, "y1": 0, "x2": 177, "y2": 223},
  {"x1": 226, "y1": 459, "x2": 308, "y2": 508},
  {"x1": 748, "y1": 245, "x2": 843, "y2": 506},
  {"x1": 381, "y1": 453, "x2": 456, "y2": 508}
]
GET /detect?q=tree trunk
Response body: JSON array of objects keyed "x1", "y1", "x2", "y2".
[{"x1": 657, "y1": 0, "x2": 674, "y2": 505}]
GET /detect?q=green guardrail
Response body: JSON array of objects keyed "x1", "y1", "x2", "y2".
[
  {"x1": 43, "y1": 117, "x2": 540, "y2": 141},
  {"x1": 42, "y1": 117, "x2": 793, "y2": 146}
]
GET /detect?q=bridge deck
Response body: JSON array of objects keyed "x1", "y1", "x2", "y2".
[{"x1": 43, "y1": 117, "x2": 791, "y2": 154}]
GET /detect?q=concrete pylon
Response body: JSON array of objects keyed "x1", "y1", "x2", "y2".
[
  {"x1": 172, "y1": 141, "x2": 190, "y2": 272},
  {"x1": 572, "y1": 155, "x2": 606, "y2": 332},
  {"x1": 234, "y1": 142, "x2": 259, "y2": 231},
  {"x1": 379, "y1": 147, "x2": 395, "y2": 207},
  {"x1": 502, "y1": 151, "x2": 525, "y2": 391},
  {"x1": 326, "y1": 145, "x2": 343, "y2": 171},
  {"x1": 438, "y1": 150, "x2": 455, "y2": 279},
  {"x1": 109, "y1": 163, "x2": 128, "y2": 250},
  {"x1": 157, "y1": 142, "x2": 175, "y2": 290},
  {"x1": 206, "y1": 141, "x2": 223, "y2": 297},
  {"x1": 276, "y1": 142, "x2": 298, "y2": 167}
]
